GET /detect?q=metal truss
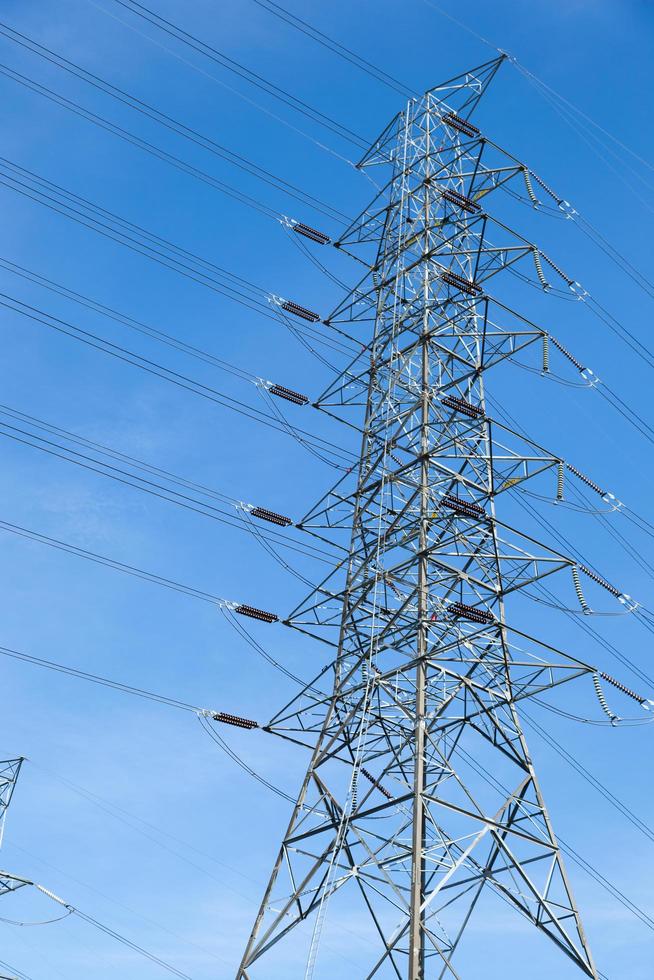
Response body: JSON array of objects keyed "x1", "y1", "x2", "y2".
[
  {"x1": 0, "y1": 758, "x2": 23, "y2": 898},
  {"x1": 0, "y1": 759, "x2": 21, "y2": 818},
  {"x1": 237, "y1": 58, "x2": 598, "y2": 979}
]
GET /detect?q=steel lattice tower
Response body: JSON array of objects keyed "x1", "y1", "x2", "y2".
[{"x1": 238, "y1": 58, "x2": 598, "y2": 979}]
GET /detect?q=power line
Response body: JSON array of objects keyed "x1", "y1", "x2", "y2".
[
  {"x1": 512, "y1": 61, "x2": 654, "y2": 186},
  {"x1": 421, "y1": 0, "x2": 652, "y2": 181},
  {"x1": 0, "y1": 407, "x2": 337, "y2": 565},
  {"x1": 522, "y1": 707, "x2": 654, "y2": 845},
  {"x1": 0, "y1": 871, "x2": 194, "y2": 979},
  {"x1": 0, "y1": 253, "x2": 357, "y2": 371},
  {"x1": 451, "y1": 739, "x2": 654, "y2": 939},
  {"x1": 0, "y1": 641, "x2": 217, "y2": 714},
  {"x1": 489, "y1": 398, "x2": 654, "y2": 689},
  {"x1": 30, "y1": 760, "x2": 269, "y2": 891},
  {"x1": 0, "y1": 154, "x2": 287, "y2": 307},
  {"x1": 0, "y1": 31, "x2": 348, "y2": 226},
  {"x1": 0, "y1": 517, "x2": 225, "y2": 603},
  {"x1": 0, "y1": 958, "x2": 33, "y2": 980},
  {"x1": 0, "y1": 290, "x2": 355, "y2": 467},
  {"x1": 197, "y1": 713, "x2": 295, "y2": 803},
  {"x1": 248, "y1": 0, "x2": 414, "y2": 98},
  {"x1": 28, "y1": 758, "x2": 376, "y2": 973},
  {"x1": 105, "y1": 0, "x2": 369, "y2": 149},
  {"x1": 0, "y1": 156, "x2": 358, "y2": 365},
  {"x1": 0, "y1": 514, "x2": 324, "y2": 608},
  {"x1": 0, "y1": 20, "x2": 348, "y2": 222},
  {"x1": 0, "y1": 60, "x2": 280, "y2": 222},
  {"x1": 0, "y1": 256, "x2": 273, "y2": 382}
]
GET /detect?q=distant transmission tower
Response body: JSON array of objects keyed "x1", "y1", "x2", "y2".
[
  {"x1": 0, "y1": 758, "x2": 22, "y2": 890},
  {"x1": 237, "y1": 58, "x2": 599, "y2": 978}
]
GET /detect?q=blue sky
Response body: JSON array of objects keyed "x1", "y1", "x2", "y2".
[{"x1": 0, "y1": 0, "x2": 653, "y2": 977}]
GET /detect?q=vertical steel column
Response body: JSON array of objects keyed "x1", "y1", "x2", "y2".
[{"x1": 409, "y1": 92, "x2": 431, "y2": 980}]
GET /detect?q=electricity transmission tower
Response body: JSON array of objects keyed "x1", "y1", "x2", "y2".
[
  {"x1": 236, "y1": 57, "x2": 601, "y2": 979},
  {"x1": 0, "y1": 759, "x2": 22, "y2": 841},
  {"x1": 0, "y1": 758, "x2": 23, "y2": 898}
]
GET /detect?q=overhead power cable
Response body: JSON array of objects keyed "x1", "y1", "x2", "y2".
[
  {"x1": 421, "y1": 0, "x2": 652, "y2": 182},
  {"x1": 248, "y1": 0, "x2": 414, "y2": 98},
  {"x1": 103, "y1": 0, "x2": 369, "y2": 150},
  {"x1": 0, "y1": 254, "x2": 356, "y2": 371},
  {"x1": 557, "y1": 207, "x2": 654, "y2": 302},
  {"x1": 0, "y1": 406, "x2": 336, "y2": 565},
  {"x1": 0, "y1": 254, "x2": 261, "y2": 381},
  {"x1": 84, "y1": 0, "x2": 360, "y2": 169},
  {"x1": 0, "y1": 20, "x2": 348, "y2": 223},
  {"x1": 0, "y1": 291, "x2": 355, "y2": 467},
  {"x1": 30, "y1": 760, "x2": 272, "y2": 893},
  {"x1": 0, "y1": 155, "x2": 354, "y2": 360},
  {"x1": 0, "y1": 873, "x2": 192, "y2": 979},
  {"x1": 513, "y1": 65, "x2": 654, "y2": 207},
  {"x1": 420, "y1": 1, "x2": 654, "y2": 296},
  {"x1": 522, "y1": 707, "x2": 654, "y2": 845},
  {"x1": 490, "y1": 388, "x2": 653, "y2": 585},
  {"x1": 0, "y1": 155, "x2": 300, "y2": 318},
  {"x1": 0, "y1": 514, "x2": 325, "y2": 633},
  {"x1": 0, "y1": 958, "x2": 33, "y2": 980},
  {"x1": 488, "y1": 397, "x2": 654, "y2": 688},
  {"x1": 0, "y1": 519, "x2": 224, "y2": 603},
  {"x1": 0, "y1": 641, "x2": 221, "y2": 714},
  {"x1": 0, "y1": 60, "x2": 281, "y2": 222},
  {"x1": 0, "y1": 156, "x2": 355, "y2": 363},
  {"x1": 451, "y1": 740, "x2": 654, "y2": 941},
  {"x1": 0, "y1": 514, "x2": 322, "y2": 688},
  {"x1": 0, "y1": 643, "x2": 299, "y2": 822},
  {"x1": 0, "y1": 156, "x2": 276, "y2": 314},
  {"x1": 197, "y1": 713, "x2": 295, "y2": 803},
  {"x1": 0, "y1": 46, "x2": 346, "y2": 227},
  {"x1": 27, "y1": 765, "x2": 374, "y2": 973},
  {"x1": 0, "y1": 646, "x2": 260, "y2": 729}
]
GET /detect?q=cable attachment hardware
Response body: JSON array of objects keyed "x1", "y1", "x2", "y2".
[
  {"x1": 442, "y1": 112, "x2": 480, "y2": 139},
  {"x1": 522, "y1": 168, "x2": 540, "y2": 206},
  {"x1": 203, "y1": 709, "x2": 259, "y2": 729},
  {"x1": 556, "y1": 461, "x2": 565, "y2": 502},
  {"x1": 566, "y1": 463, "x2": 607, "y2": 498},
  {"x1": 218, "y1": 598, "x2": 279, "y2": 623},
  {"x1": 579, "y1": 367, "x2": 600, "y2": 387},
  {"x1": 449, "y1": 601, "x2": 495, "y2": 625},
  {"x1": 570, "y1": 280, "x2": 590, "y2": 302},
  {"x1": 571, "y1": 565, "x2": 591, "y2": 614},
  {"x1": 441, "y1": 270, "x2": 482, "y2": 296},
  {"x1": 248, "y1": 505, "x2": 293, "y2": 527},
  {"x1": 270, "y1": 295, "x2": 321, "y2": 323},
  {"x1": 549, "y1": 334, "x2": 585, "y2": 374},
  {"x1": 601, "y1": 490, "x2": 623, "y2": 511},
  {"x1": 592, "y1": 671, "x2": 620, "y2": 724},
  {"x1": 599, "y1": 672, "x2": 651, "y2": 709},
  {"x1": 360, "y1": 767, "x2": 393, "y2": 800},
  {"x1": 441, "y1": 188, "x2": 481, "y2": 213},
  {"x1": 541, "y1": 333, "x2": 550, "y2": 373},
  {"x1": 441, "y1": 394, "x2": 485, "y2": 419},
  {"x1": 262, "y1": 380, "x2": 310, "y2": 406},
  {"x1": 532, "y1": 249, "x2": 550, "y2": 290},
  {"x1": 281, "y1": 217, "x2": 331, "y2": 245}
]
